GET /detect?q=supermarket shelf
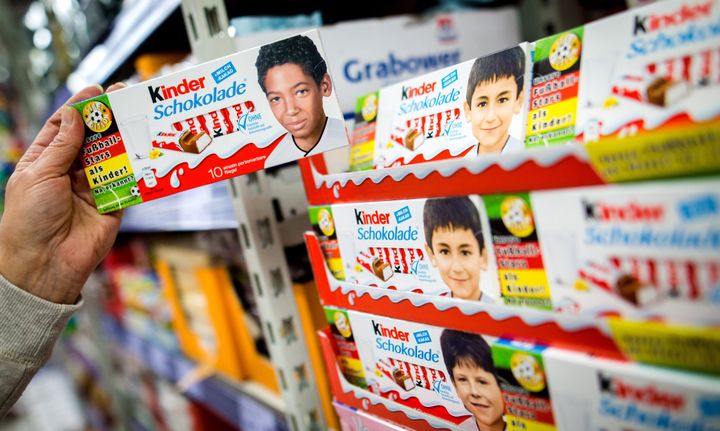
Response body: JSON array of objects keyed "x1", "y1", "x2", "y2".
[
  {"x1": 305, "y1": 231, "x2": 720, "y2": 374},
  {"x1": 100, "y1": 317, "x2": 289, "y2": 431},
  {"x1": 67, "y1": 0, "x2": 181, "y2": 92},
  {"x1": 305, "y1": 232, "x2": 624, "y2": 361},
  {"x1": 299, "y1": 128, "x2": 720, "y2": 206}
]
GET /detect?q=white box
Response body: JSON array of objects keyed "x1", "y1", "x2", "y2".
[
  {"x1": 75, "y1": 30, "x2": 348, "y2": 213},
  {"x1": 311, "y1": 196, "x2": 501, "y2": 302},
  {"x1": 372, "y1": 43, "x2": 532, "y2": 168},
  {"x1": 326, "y1": 308, "x2": 557, "y2": 430},
  {"x1": 544, "y1": 348, "x2": 720, "y2": 430}
]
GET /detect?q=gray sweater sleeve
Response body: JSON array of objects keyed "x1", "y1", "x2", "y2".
[{"x1": 0, "y1": 274, "x2": 81, "y2": 418}]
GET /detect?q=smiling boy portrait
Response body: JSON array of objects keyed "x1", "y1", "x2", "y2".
[
  {"x1": 255, "y1": 35, "x2": 347, "y2": 167},
  {"x1": 464, "y1": 46, "x2": 525, "y2": 155},
  {"x1": 423, "y1": 196, "x2": 493, "y2": 302}
]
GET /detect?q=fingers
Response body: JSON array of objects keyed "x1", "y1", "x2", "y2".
[
  {"x1": 106, "y1": 82, "x2": 127, "y2": 93},
  {"x1": 27, "y1": 83, "x2": 127, "y2": 177},
  {"x1": 15, "y1": 85, "x2": 104, "y2": 172},
  {"x1": 35, "y1": 106, "x2": 86, "y2": 176}
]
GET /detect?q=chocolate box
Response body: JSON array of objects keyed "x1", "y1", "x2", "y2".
[
  {"x1": 312, "y1": 178, "x2": 720, "y2": 323},
  {"x1": 325, "y1": 307, "x2": 557, "y2": 431},
  {"x1": 73, "y1": 30, "x2": 348, "y2": 213},
  {"x1": 370, "y1": 43, "x2": 532, "y2": 169},
  {"x1": 527, "y1": 0, "x2": 720, "y2": 148},
  {"x1": 544, "y1": 348, "x2": 720, "y2": 430},
  {"x1": 310, "y1": 196, "x2": 502, "y2": 302}
]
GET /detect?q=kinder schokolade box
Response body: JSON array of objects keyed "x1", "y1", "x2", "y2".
[
  {"x1": 544, "y1": 348, "x2": 720, "y2": 430},
  {"x1": 74, "y1": 30, "x2": 348, "y2": 213},
  {"x1": 527, "y1": 0, "x2": 720, "y2": 149},
  {"x1": 325, "y1": 307, "x2": 557, "y2": 431},
  {"x1": 310, "y1": 196, "x2": 501, "y2": 303},
  {"x1": 486, "y1": 178, "x2": 720, "y2": 321},
  {"x1": 370, "y1": 43, "x2": 532, "y2": 169}
]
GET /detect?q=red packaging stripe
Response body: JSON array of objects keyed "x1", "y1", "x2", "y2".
[
  {"x1": 367, "y1": 247, "x2": 424, "y2": 274},
  {"x1": 172, "y1": 101, "x2": 254, "y2": 137}
]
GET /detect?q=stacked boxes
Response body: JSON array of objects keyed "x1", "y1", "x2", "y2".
[
  {"x1": 324, "y1": 307, "x2": 720, "y2": 431},
  {"x1": 348, "y1": 0, "x2": 720, "y2": 173},
  {"x1": 312, "y1": 178, "x2": 720, "y2": 323}
]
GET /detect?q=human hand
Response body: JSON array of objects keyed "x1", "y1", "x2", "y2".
[{"x1": 0, "y1": 84, "x2": 126, "y2": 304}]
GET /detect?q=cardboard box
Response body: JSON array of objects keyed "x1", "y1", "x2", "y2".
[
  {"x1": 527, "y1": 0, "x2": 720, "y2": 148},
  {"x1": 310, "y1": 196, "x2": 502, "y2": 302},
  {"x1": 544, "y1": 348, "x2": 720, "y2": 430},
  {"x1": 73, "y1": 30, "x2": 348, "y2": 213},
  {"x1": 325, "y1": 308, "x2": 556, "y2": 431},
  {"x1": 312, "y1": 178, "x2": 720, "y2": 323},
  {"x1": 527, "y1": 177, "x2": 720, "y2": 322},
  {"x1": 370, "y1": 44, "x2": 532, "y2": 168}
]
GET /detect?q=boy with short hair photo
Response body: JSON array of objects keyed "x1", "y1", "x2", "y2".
[
  {"x1": 255, "y1": 35, "x2": 346, "y2": 167},
  {"x1": 423, "y1": 196, "x2": 493, "y2": 302},
  {"x1": 464, "y1": 46, "x2": 526, "y2": 155},
  {"x1": 440, "y1": 329, "x2": 506, "y2": 431}
]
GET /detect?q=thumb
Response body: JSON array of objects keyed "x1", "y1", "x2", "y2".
[{"x1": 37, "y1": 106, "x2": 85, "y2": 175}]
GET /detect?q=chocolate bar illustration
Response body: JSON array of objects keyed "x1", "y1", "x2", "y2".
[
  {"x1": 646, "y1": 77, "x2": 689, "y2": 107},
  {"x1": 152, "y1": 130, "x2": 212, "y2": 154},
  {"x1": 172, "y1": 101, "x2": 255, "y2": 137},
  {"x1": 404, "y1": 128, "x2": 425, "y2": 151}
]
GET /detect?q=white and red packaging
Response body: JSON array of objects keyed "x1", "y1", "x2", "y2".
[
  {"x1": 311, "y1": 196, "x2": 501, "y2": 302},
  {"x1": 325, "y1": 308, "x2": 557, "y2": 430},
  {"x1": 73, "y1": 29, "x2": 348, "y2": 214},
  {"x1": 544, "y1": 348, "x2": 720, "y2": 430},
  {"x1": 371, "y1": 43, "x2": 532, "y2": 169},
  {"x1": 577, "y1": 0, "x2": 720, "y2": 143},
  {"x1": 529, "y1": 177, "x2": 720, "y2": 323}
]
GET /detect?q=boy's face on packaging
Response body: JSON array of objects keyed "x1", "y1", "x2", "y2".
[
  {"x1": 452, "y1": 361, "x2": 505, "y2": 429},
  {"x1": 464, "y1": 76, "x2": 523, "y2": 152},
  {"x1": 264, "y1": 64, "x2": 331, "y2": 144},
  {"x1": 426, "y1": 227, "x2": 487, "y2": 300}
]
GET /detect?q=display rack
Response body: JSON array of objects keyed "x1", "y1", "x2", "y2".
[{"x1": 299, "y1": 129, "x2": 720, "y2": 206}]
